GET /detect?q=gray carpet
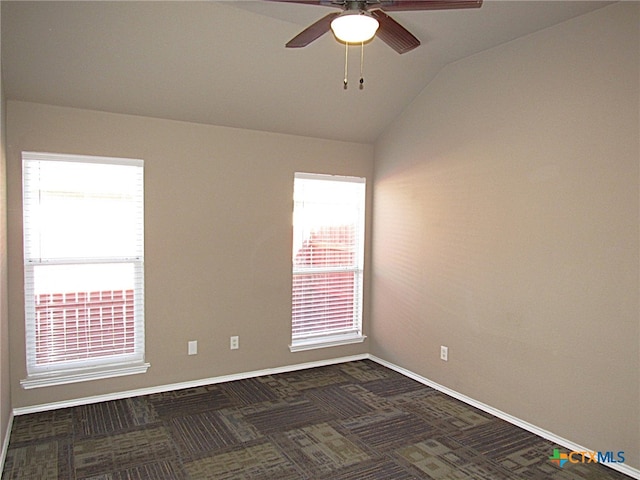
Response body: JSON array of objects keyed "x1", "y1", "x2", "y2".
[{"x1": 1, "y1": 360, "x2": 633, "y2": 479}]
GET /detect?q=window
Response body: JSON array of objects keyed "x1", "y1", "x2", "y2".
[
  {"x1": 21, "y1": 152, "x2": 148, "y2": 388},
  {"x1": 291, "y1": 173, "x2": 366, "y2": 351}
]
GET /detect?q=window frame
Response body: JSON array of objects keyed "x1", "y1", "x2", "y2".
[
  {"x1": 290, "y1": 172, "x2": 367, "y2": 352},
  {"x1": 20, "y1": 152, "x2": 149, "y2": 389}
]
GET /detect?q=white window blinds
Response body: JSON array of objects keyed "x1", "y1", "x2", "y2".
[
  {"x1": 22, "y1": 152, "x2": 147, "y2": 388},
  {"x1": 291, "y1": 173, "x2": 366, "y2": 350}
]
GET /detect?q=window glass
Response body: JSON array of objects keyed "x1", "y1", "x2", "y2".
[
  {"x1": 21, "y1": 152, "x2": 147, "y2": 388},
  {"x1": 291, "y1": 173, "x2": 366, "y2": 351}
]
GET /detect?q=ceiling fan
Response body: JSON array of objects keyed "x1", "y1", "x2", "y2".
[{"x1": 264, "y1": 0, "x2": 483, "y2": 54}]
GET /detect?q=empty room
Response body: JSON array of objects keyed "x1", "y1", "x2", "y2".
[{"x1": 0, "y1": 1, "x2": 638, "y2": 479}]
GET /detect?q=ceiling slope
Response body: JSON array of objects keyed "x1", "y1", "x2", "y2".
[{"x1": 1, "y1": 1, "x2": 612, "y2": 143}]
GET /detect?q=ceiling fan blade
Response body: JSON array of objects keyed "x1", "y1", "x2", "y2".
[
  {"x1": 376, "y1": 0, "x2": 482, "y2": 11},
  {"x1": 285, "y1": 12, "x2": 341, "y2": 48},
  {"x1": 370, "y1": 10, "x2": 420, "y2": 54}
]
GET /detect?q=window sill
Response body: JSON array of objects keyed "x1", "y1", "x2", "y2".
[
  {"x1": 289, "y1": 333, "x2": 366, "y2": 352},
  {"x1": 21, "y1": 361, "x2": 150, "y2": 389}
]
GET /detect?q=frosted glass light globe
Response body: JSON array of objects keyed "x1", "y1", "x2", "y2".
[{"x1": 331, "y1": 12, "x2": 379, "y2": 43}]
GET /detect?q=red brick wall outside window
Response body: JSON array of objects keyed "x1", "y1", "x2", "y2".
[
  {"x1": 292, "y1": 225, "x2": 357, "y2": 337},
  {"x1": 34, "y1": 289, "x2": 135, "y2": 365}
]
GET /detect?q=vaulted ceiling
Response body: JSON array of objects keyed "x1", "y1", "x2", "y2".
[{"x1": 2, "y1": 1, "x2": 612, "y2": 143}]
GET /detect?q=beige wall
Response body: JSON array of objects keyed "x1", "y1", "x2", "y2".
[
  {"x1": 0, "y1": 0, "x2": 12, "y2": 458},
  {"x1": 6, "y1": 101, "x2": 373, "y2": 408},
  {"x1": 372, "y1": 2, "x2": 639, "y2": 470}
]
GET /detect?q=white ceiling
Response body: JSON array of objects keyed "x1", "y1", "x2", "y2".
[{"x1": 1, "y1": 0, "x2": 613, "y2": 143}]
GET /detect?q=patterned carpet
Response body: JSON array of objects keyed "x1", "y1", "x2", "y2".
[{"x1": 1, "y1": 360, "x2": 633, "y2": 479}]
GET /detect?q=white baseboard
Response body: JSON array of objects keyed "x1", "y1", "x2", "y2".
[
  {"x1": 368, "y1": 355, "x2": 640, "y2": 480},
  {"x1": 0, "y1": 411, "x2": 14, "y2": 474},
  {"x1": 9, "y1": 352, "x2": 639, "y2": 479},
  {"x1": 12, "y1": 354, "x2": 369, "y2": 415}
]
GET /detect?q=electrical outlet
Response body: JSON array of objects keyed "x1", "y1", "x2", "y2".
[
  {"x1": 440, "y1": 345, "x2": 448, "y2": 361},
  {"x1": 188, "y1": 340, "x2": 198, "y2": 355},
  {"x1": 230, "y1": 336, "x2": 239, "y2": 350}
]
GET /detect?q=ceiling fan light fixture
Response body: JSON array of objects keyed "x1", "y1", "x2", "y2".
[{"x1": 330, "y1": 11, "x2": 379, "y2": 44}]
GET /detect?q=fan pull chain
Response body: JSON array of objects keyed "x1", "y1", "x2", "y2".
[
  {"x1": 343, "y1": 42, "x2": 349, "y2": 89},
  {"x1": 359, "y1": 41, "x2": 365, "y2": 89},
  {"x1": 342, "y1": 42, "x2": 367, "y2": 90}
]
